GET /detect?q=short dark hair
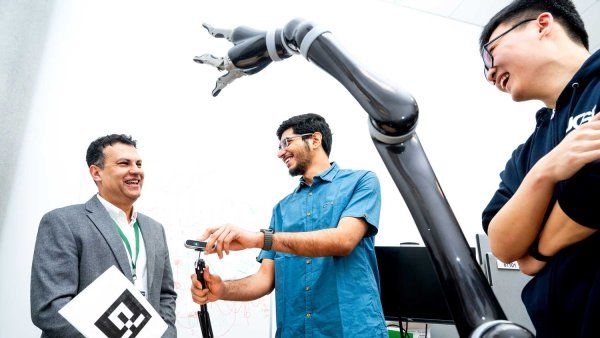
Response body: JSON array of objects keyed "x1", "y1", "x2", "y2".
[
  {"x1": 86, "y1": 134, "x2": 137, "y2": 168},
  {"x1": 276, "y1": 113, "x2": 333, "y2": 156},
  {"x1": 480, "y1": 0, "x2": 588, "y2": 51}
]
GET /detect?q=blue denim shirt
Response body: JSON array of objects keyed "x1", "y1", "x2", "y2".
[{"x1": 257, "y1": 163, "x2": 387, "y2": 338}]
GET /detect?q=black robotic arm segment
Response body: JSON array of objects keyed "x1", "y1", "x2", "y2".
[{"x1": 303, "y1": 33, "x2": 418, "y2": 137}]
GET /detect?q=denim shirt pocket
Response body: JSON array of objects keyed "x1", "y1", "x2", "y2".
[{"x1": 317, "y1": 199, "x2": 337, "y2": 229}]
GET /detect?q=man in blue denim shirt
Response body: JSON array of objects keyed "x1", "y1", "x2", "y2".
[{"x1": 191, "y1": 113, "x2": 387, "y2": 337}]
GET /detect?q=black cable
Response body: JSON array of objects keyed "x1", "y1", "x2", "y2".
[{"x1": 399, "y1": 319, "x2": 408, "y2": 338}]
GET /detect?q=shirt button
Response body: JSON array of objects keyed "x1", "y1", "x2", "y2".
[
  {"x1": 308, "y1": 192, "x2": 313, "y2": 196},
  {"x1": 305, "y1": 286, "x2": 311, "y2": 291},
  {"x1": 306, "y1": 259, "x2": 311, "y2": 264},
  {"x1": 306, "y1": 212, "x2": 311, "y2": 216},
  {"x1": 306, "y1": 313, "x2": 311, "y2": 318}
]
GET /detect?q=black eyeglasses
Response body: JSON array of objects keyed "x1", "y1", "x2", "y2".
[
  {"x1": 278, "y1": 133, "x2": 314, "y2": 150},
  {"x1": 481, "y1": 18, "x2": 536, "y2": 79}
]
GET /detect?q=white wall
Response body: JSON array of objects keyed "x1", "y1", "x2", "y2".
[{"x1": 0, "y1": 0, "x2": 542, "y2": 337}]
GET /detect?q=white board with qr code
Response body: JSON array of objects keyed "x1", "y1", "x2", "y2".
[{"x1": 59, "y1": 265, "x2": 167, "y2": 338}]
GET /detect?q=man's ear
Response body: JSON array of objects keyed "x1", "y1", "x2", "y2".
[
  {"x1": 536, "y1": 12, "x2": 554, "y2": 39},
  {"x1": 311, "y1": 132, "x2": 323, "y2": 150},
  {"x1": 89, "y1": 165, "x2": 102, "y2": 184}
]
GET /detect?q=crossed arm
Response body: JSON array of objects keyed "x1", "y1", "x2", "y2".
[
  {"x1": 488, "y1": 114, "x2": 600, "y2": 274},
  {"x1": 511, "y1": 202, "x2": 595, "y2": 275}
]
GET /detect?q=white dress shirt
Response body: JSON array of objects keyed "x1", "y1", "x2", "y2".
[{"x1": 97, "y1": 194, "x2": 148, "y2": 297}]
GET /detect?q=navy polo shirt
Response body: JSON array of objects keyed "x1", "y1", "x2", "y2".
[{"x1": 257, "y1": 163, "x2": 387, "y2": 338}]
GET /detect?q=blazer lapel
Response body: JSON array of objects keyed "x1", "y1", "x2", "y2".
[
  {"x1": 85, "y1": 196, "x2": 133, "y2": 280},
  {"x1": 138, "y1": 215, "x2": 156, "y2": 291}
]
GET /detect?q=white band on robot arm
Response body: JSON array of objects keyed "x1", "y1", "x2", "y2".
[
  {"x1": 300, "y1": 26, "x2": 330, "y2": 59},
  {"x1": 266, "y1": 29, "x2": 282, "y2": 61}
]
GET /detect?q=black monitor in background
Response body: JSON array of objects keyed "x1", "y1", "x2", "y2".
[{"x1": 375, "y1": 246, "x2": 476, "y2": 324}]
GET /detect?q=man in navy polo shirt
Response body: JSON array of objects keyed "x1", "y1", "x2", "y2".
[
  {"x1": 479, "y1": 1, "x2": 600, "y2": 336},
  {"x1": 190, "y1": 113, "x2": 387, "y2": 337}
]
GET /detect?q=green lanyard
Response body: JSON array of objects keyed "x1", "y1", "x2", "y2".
[{"x1": 114, "y1": 220, "x2": 140, "y2": 281}]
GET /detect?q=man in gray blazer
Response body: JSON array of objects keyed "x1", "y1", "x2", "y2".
[{"x1": 31, "y1": 134, "x2": 177, "y2": 337}]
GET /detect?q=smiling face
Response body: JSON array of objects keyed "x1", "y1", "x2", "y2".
[
  {"x1": 487, "y1": 13, "x2": 558, "y2": 101},
  {"x1": 90, "y1": 142, "x2": 144, "y2": 209},
  {"x1": 485, "y1": 19, "x2": 545, "y2": 101},
  {"x1": 277, "y1": 128, "x2": 313, "y2": 177}
]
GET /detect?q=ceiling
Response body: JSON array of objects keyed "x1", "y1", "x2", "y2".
[{"x1": 385, "y1": 0, "x2": 600, "y2": 52}]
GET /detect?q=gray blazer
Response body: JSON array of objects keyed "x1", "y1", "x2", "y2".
[{"x1": 31, "y1": 196, "x2": 177, "y2": 337}]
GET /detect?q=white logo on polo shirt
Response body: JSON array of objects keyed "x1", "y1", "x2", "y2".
[{"x1": 566, "y1": 105, "x2": 597, "y2": 134}]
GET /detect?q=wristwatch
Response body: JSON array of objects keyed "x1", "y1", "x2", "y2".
[{"x1": 260, "y1": 229, "x2": 274, "y2": 251}]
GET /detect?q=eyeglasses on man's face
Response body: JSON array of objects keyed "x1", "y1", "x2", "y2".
[
  {"x1": 481, "y1": 18, "x2": 536, "y2": 80},
  {"x1": 278, "y1": 133, "x2": 314, "y2": 150}
]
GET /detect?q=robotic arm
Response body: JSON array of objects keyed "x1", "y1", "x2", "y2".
[
  {"x1": 194, "y1": 22, "x2": 292, "y2": 96},
  {"x1": 195, "y1": 19, "x2": 533, "y2": 338}
]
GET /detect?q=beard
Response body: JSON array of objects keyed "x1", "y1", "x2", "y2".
[
  {"x1": 288, "y1": 146, "x2": 312, "y2": 177},
  {"x1": 289, "y1": 159, "x2": 310, "y2": 176}
]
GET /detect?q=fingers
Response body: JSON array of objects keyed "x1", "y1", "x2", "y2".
[
  {"x1": 199, "y1": 229, "x2": 210, "y2": 241},
  {"x1": 190, "y1": 274, "x2": 210, "y2": 304},
  {"x1": 192, "y1": 53, "x2": 243, "y2": 97},
  {"x1": 200, "y1": 225, "x2": 221, "y2": 242},
  {"x1": 203, "y1": 265, "x2": 213, "y2": 282},
  {"x1": 579, "y1": 148, "x2": 600, "y2": 165},
  {"x1": 203, "y1": 266, "x2": 223, "y2": 285},
  {"x1": 201, "y1": 224, "x2": 250, "y2": 257},
  {"x1": 207, "y1": 226, "x2": 236, "y2": 258},
  {"x1": 190, "y1": 273, "x2": 204, "y2": 289},
  {"x1": 223, "y1": 231, "x2": 236, "y2": 255},
  {"x1": 193, "y1": 54, "x2": 229, "y2": 71},
  {"x1": 215, "y1": 227, "x2": 232, "y2": 259},
  {"x1": 569, "y1": 121, "x2": 600, "y2": 145},
  {"x1": 191, "y1": 290, "x2": 210, "y2": 305},
  {"x1": 556, "y1": 125, "x2": 600, "y2": 177},
  {"x1": 206, "y1": 226, "x2": 227, "y2": 255},
  {"x1": 580, "y1": 119, "x2": 600, "y2": 131},
  {"x1": 212, "y1": 83, "x2": 223, "y2": 97},
  {"x1": 211, "y1": 227, "x2": 227, "y2": 258},
  {"x1": 202, "y1": 23, "x2": 233, "y2": 42},
  {"x1": 212, "y1": 69, "x2": 246, "y2": 97},
  {"x1": 579, "y1": 139, "x2": 600, "y2": 151}
]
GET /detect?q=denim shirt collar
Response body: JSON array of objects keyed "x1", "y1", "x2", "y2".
[{"x1": 296, "y1": 162, "x2": 339, "y2": 192}]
